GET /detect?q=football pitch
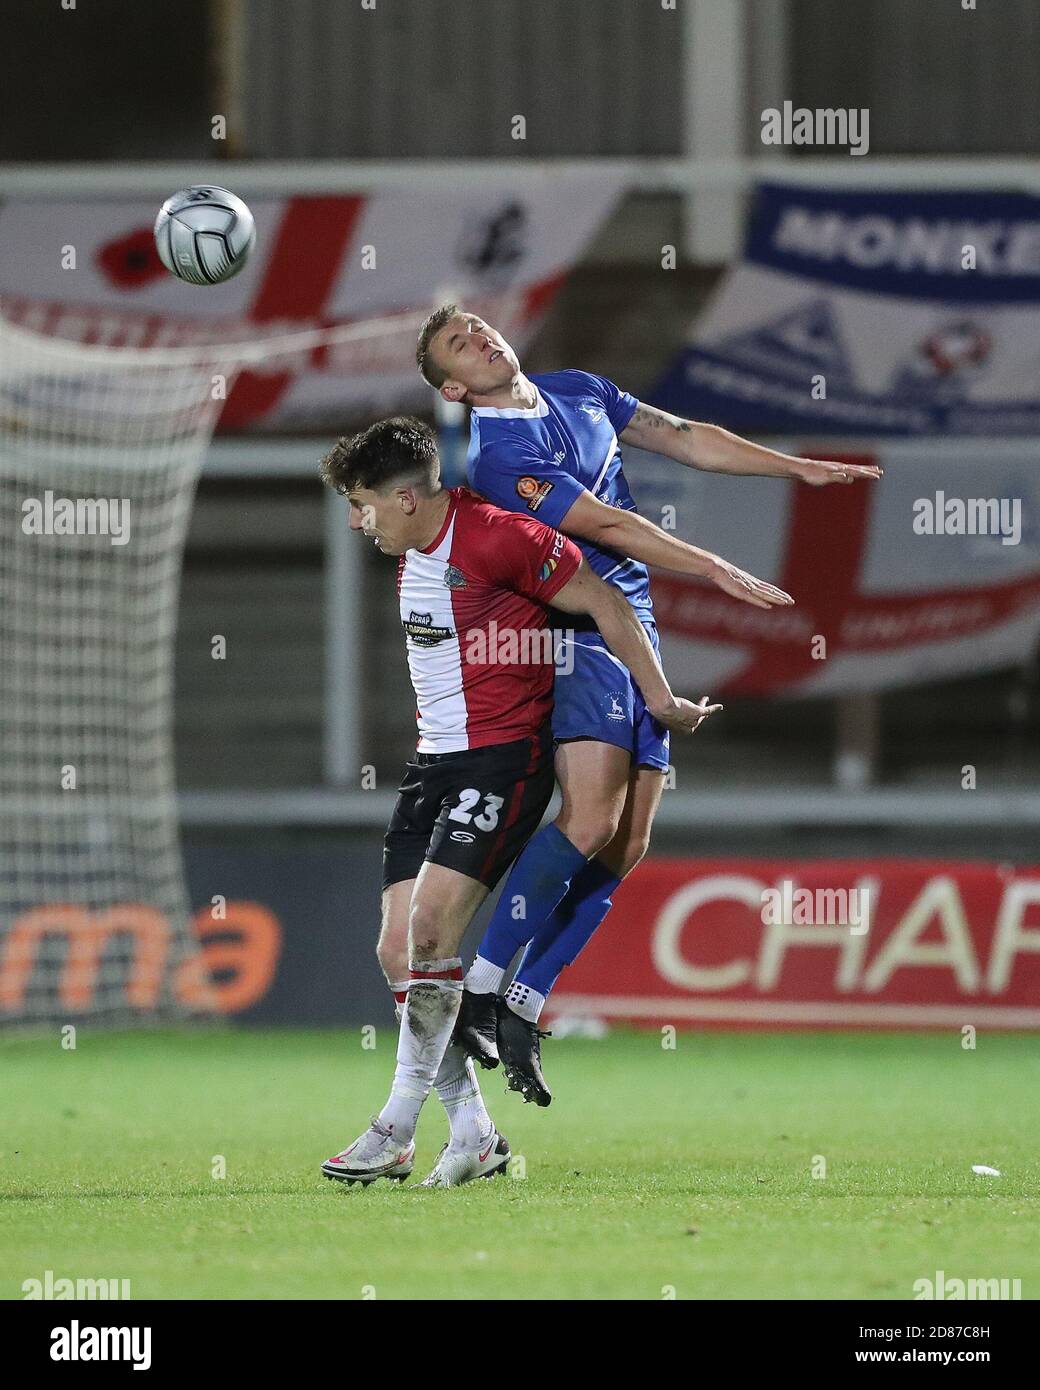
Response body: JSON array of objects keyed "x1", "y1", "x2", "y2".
[{"x1": 2, "y1": 1028, "x2": 1037, "y2": 1301}]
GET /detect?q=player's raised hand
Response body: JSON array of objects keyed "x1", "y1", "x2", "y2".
[
  {"x1": 650, "y1": 694, "x2": 723, "y2": 735},
  {"x1": 708, "y1": 557, "x2": 793, "y2": 609},
  {"x1": 795, "y1": 459, "x2": 883, "y2": 486}
]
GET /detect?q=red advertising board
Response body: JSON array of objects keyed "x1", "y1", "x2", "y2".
[{"x1": 546, "y1": 859, "x2": 1040, "y2": 1030}]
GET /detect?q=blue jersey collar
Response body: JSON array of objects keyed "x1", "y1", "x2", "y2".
[{"x1": 471, "y1": 383, "x2": 548, "y2": 419}]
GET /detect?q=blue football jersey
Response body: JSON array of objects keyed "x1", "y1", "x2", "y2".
[{"x1": 466, "y1": 369, "x2": 653, "y2": 625}]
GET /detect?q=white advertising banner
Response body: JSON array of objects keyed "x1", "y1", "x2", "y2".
[
  {"x1": 654, "y1": 184, "x2": 1040, "y2": 437},
  {"x1": 627, "y1": 442, "x2": 1040, "y2": 696},
  {"x1": 0, "y1": 176, "x2": 623, "y2": 428}
]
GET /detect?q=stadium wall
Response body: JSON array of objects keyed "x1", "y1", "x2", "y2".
[
  {"x1": 162, "y1": 844, "x2": 1040, "y2": 1031},
  {"x1": 9, "y1": 839, "x2": 1037, "y2": 1029}
]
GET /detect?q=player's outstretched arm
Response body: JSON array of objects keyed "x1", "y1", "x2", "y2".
[
  {"x1": 550, "y1": 560, "x2": 722, "y2": 735},
  {"x1": 620, "y1": 402, "x2": 883, "y2": 486},
  {"x1": 558, "y1": 492, "x2": 793, "y2": 610}
]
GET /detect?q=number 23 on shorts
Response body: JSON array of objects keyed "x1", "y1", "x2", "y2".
[{"x1": 448, "y1": 788, "x2": 504, "y2": 832}]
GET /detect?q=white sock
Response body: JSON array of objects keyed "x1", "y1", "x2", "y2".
[
  {"x1": 434, "y1": 1044, "x2": 493, "y2": 1151},
  {"x1": 465, "y1": 954, "x2": 505, "y2": 994},
  {"x1": 391, "y1": 983, "x2": 493, "y2": 1150},
  {"x1": 378, "y1": 958, "x2": 463, "y2": 1143},
  {"x1": 503, "y1": 977, "x2": 546, "y2": 1023},
  {"x1": 390, "y1": 980, "x2": 409, "y2": 1019}
]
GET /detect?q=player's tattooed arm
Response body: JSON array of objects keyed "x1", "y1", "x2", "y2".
[
  {"x1": 620, "y1": 403, "x2": 882, "y2": 485},
  {"x1": 560, "y1": 492, "x2": 793, "y2": 610}
]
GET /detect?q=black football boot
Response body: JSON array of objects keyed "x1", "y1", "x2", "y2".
[
  {"x1": 496, "y1": 997, "x2": 552, "y2": 1106},
  {"x1": 453, "y1": 988, "x2": 500, "y2": 1069}
]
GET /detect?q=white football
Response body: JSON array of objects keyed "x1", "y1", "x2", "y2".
[{"x1": 154, "y1": 185, "x2": 256, "y2": 285}]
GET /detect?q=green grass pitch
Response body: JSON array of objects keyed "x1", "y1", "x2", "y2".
[{"x1": 2, "y1": 1028, "x2": 1037, "y2": 1300}]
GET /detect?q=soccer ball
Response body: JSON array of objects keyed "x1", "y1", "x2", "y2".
[{"x1": 154, "y1": 185, "x2": 256, "y2": 285}]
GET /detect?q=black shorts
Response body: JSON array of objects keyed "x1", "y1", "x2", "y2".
[{"x1": 382, "y1": 727, "x2": 556, "y2": 892}]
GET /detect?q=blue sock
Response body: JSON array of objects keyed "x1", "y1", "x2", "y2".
[
  {"x1": 474, "y1": 823, "x2": 588, "y2": 971},
  {"x1": 513, "y1": 857, "x2": 621, "y2": 999}
]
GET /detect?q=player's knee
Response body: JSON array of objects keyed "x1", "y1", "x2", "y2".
[
  {"x1": 595, "y1": 822, "x2": 653, "y2": 879},
  {"x1": 560, "y1": 808, "x2": 623, "y2": 858},
  {"x1": 376, "y1": 934, "x2": 408, "y2": 983},
  {"x1": 614, "y1": 832, "x2": 652, "y2": 879},
  {"x1": 406, "y1": 901, "x2": 451, "y2": 960}
]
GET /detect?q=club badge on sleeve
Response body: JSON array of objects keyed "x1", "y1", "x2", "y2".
[{"x1": 516, "y1": 476, "x2": 554, "y2": 512}]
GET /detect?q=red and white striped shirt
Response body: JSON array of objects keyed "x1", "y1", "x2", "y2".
[{"x1": 396, "y1": 488, "x2": 582, "y2": 752}]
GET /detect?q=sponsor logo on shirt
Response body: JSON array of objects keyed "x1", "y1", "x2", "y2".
[
  {"x1": 539, "y1": 531, "x2": 567, "y2": 582},
  {"x1": 516, "y1": 475, "x2": 555, "y2": 513},
  {"x1": 443, "y1": 564, "x2": 467, "y2": 589},
  {"x1": 404, "y1": 610, "x2": 453, "y2": 646}
]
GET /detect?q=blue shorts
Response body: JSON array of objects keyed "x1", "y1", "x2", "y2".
[{"x1": 551, "y1": 623, "x2": 671, "y2": 772}]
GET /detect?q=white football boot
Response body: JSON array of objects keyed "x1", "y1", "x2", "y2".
[
  {"x1": 321, "y1": 1117, "x2": 415, "y2": 1186},
  {"x1": 419, "y1": 1129, "x2": 510, "y2": 1187}
]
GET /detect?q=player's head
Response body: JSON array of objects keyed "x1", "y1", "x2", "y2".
[
  {"x1": 319, "y1": 416, "x2": 443, "y2": 555},
  {"x1": 416, "y1": 303, "x2": 520, "y2": 403}
]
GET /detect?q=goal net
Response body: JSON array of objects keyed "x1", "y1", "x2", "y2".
[{"x1": 0, "y1": 317, "x2": 239, "y2": 1028}]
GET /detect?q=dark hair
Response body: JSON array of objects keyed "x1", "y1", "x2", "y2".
[
  {"x1": 416, "y1": 302, "x2": 461, "y2": 387},
  {"x1": 319, "y1": 416, "x2": 440, "y2": 495}
]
